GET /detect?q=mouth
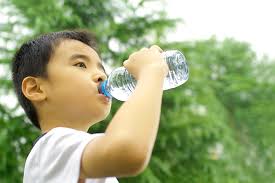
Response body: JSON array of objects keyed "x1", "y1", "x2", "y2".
[
  {"x1": 96, "y1": 81, "x2": 112, "y2": 103},
  {"x1": 97, "y1": 81, "x2": 112, "y2": 99},
  {"x1": 98, "y1": 93, "x2": 111, "y2": 103}
]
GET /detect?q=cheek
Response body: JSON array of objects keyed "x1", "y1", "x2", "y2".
[
  {"x1": 48, "y1": 75, "x2": 96, "y2": 106},
  {"x1": 62, "y1": 83, "x2": 95, "y2": 104},
  {"x1": 89, "y1": 101, "x2": 112, "y2": 121}
]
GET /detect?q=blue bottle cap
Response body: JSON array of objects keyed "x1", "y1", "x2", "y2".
[{"x1": 98, "y1": 80, "x2": 112, "y2": 99}]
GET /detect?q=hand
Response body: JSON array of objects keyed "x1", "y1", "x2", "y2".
[{"x1": 123, "y1": 45, "x2": 169, "y2": 80}]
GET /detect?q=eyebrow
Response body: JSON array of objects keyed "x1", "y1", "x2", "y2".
[{"x1": 69, "y1": 53, "x2": 107, "y2": 74}]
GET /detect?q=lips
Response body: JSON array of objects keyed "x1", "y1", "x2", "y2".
[{"x1": 98, "y1": 93, "x2": 111, "y2": 103}]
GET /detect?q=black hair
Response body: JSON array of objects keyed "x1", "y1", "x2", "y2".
[{"x1": 11, "y1": 30, "x2": 99, "y2": 129}]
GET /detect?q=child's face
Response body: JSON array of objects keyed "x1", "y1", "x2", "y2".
[{"x1": 41, "y1": 39, "x2": 111, "y2": 128}]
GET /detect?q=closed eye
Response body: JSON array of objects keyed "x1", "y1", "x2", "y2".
[{"x1": 74, "y1": 62, "x2": 87, "y2": 68}]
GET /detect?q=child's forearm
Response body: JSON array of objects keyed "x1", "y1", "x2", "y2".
[{"x1": 105, "y1": 67, "x2": 165, "y2": 164}]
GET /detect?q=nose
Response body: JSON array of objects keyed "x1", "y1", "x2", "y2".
[{"x1": 93, "y1": 71, "x2": 107, "y2": 84}]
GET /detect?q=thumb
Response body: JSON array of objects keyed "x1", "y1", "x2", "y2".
[{"x1": 123, "y1": 60, "x2": 129, "y2": 66}]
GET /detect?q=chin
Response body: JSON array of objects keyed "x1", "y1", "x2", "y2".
[
  {"x1": 90, "y1": 116, "x2": 108, "y2": 126},
  {"x1": 101, "y1": 110, "x2": 111, "y2": 121},
  {"x1": 91, "y1": 109, "x2": 111, "y2": 123}
]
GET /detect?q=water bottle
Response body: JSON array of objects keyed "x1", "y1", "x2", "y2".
[{"x1": 98, "y1": 50, "x2": 189, "y2": 101}]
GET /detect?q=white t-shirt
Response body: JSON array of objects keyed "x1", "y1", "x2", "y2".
[{"x1": 23, "y1": 127, "x2": 119, "y2": 183}]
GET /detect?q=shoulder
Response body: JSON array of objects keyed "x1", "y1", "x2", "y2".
[
  {"x1": 31, "y1": 127, "x2": 104, "y2": 154},
  {"x1": 23, "y1": 127, "x2": 105, "y2": 182},
  {"x1": 25, "y1": 127, "x2": 104, "y2": 168}
]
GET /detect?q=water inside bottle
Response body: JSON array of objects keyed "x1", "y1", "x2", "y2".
[
  {"x1": 108, "y1": 68, "x2": 137, "y2": 101},
  {"x1": 101, "y1": 50, "x2": 189, "y2": 101},
  {"x1": 163, "y1": 50, "x2": 189, "y2": 90}
]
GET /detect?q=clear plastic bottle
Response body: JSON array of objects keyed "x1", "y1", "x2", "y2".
[{"x1": 98, "y1": 50, "x2": 189, "y2": 101}]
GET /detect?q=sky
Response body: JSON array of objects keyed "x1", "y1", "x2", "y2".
[
  {"x1": 1, "y1": 0, "x2": 274, "y2": 58},
  {"x1": 164, "y1": 0, "x2": 275, "y2": 59}
]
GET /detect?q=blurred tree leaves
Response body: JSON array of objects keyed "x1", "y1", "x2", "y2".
[{"x1": 0, "y1": 0, "x2": 275, "y2": 183}]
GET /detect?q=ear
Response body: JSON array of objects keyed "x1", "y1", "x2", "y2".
[{"x1": 21, "y1": 76, "x2": 47, "y2": 102}]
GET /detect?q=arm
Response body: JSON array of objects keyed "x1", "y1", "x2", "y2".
[
  {"x1": 105, "y1": 67, "x2": 167, "y2": 170},
  {"x1": 80, "y1": 46, "x2": 168, "y2": 178}
]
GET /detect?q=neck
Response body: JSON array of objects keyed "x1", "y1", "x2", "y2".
[{"x1": 40, "y1": 120, "x2": 91, "y2": 134}]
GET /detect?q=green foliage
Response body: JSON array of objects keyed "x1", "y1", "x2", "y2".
[
  {"x1": 0, "y1": 0, "x2": 274, "y2": 182},
  {"x1": 162, "y1": 39, "x2": 275, "y2": 182}
]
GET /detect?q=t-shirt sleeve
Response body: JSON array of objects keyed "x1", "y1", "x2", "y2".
[{"x1": 30, "y1": 128, "x2": 104, "y2": 183}]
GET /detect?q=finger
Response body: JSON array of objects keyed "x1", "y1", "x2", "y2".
[
  {"x1": 129, "y1": 52, "x2": 137, "y2": 59},
  {"x1": 123, "y1": 60, "x2": 129, "y2": 66},
  {"x1": 140, "y1": 47, "x2": 149, "y2": 52},
  {"x1": 149, "y1": 45, "x2": 163, "y2": 53}
]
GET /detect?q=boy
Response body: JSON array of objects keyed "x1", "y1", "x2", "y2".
[{"x1": 11, "y1": 30, "x2": 168, "y2": 183}]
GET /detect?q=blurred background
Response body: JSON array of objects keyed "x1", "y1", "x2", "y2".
[{"x1": 0, "y1": 0, "x2": 274, "y2": 182}]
